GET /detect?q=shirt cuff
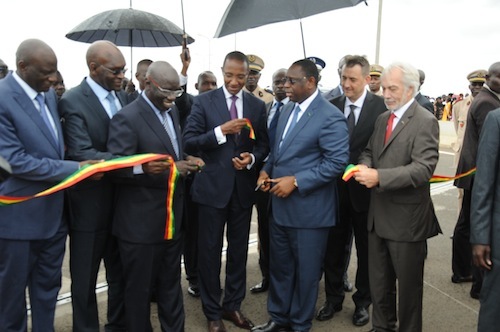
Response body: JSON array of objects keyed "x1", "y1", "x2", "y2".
[
  {"x1": 133, "y1": 164, "x2": 144, "y2": 174},
  {"x1": 179, "y1": 74, "x2": 188, "y2": 87},
  {"x1": 246, "y1": 153, "x2": 255, "y2": 169},
  {"x1": 214, "y1": 126, "x2": 226, "y2": 145}
]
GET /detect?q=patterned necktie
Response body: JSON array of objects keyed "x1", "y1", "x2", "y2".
[
  {"x1": 384, "y1": 112, "x2": 396, "y2": 144},
  {"x1": 229, "y1": 95, "x2": 238, "y2": 120},
  {"x1": 35, "y1": 93, "x2": 58, "y2": 143},
  {"x1": 161, "y1": 111, "x2": 179, "y2": 158},
  {"x1": 268, "y1": 101, "x2": 283, "y2": 148},
  {"x1": 347, "y1": 104, "x2": 356, "y2": 136},
  {"x1": 106, "y1": 92, "x2": 119, "y2": 117}
]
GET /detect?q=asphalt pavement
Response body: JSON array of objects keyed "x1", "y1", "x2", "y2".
[{"x1": 46, "y1": 122, "x2": 481, "y2": 331}]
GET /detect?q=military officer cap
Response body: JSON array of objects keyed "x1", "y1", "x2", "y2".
[
  {"x1": 370, "y1": 64, "x2": 384, "y2": 76},
  {"x1": 247, "y1": 54, "x2": 265, "y2": 73},
  {"x1": 306, "y1": 56, "x2": 326, "y2": 71},
  {"x1": 467, "y1": 69, "x2": 487, "y2": 83}
]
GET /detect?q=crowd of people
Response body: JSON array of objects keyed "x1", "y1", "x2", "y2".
[{"x1": 0, "y1": 38, "x2": 499, "y2": 332}]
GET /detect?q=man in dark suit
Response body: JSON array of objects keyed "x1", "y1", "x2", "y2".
[
  {"x1": 354, "y1": 62, "x2": 441, "y2": 332},
  {"x1": 251, "y1": 68, "x2": 289, "y2": 294},
  {"x1": 470, "y1": 108, "x2": 500, "y2": 332},
  {"x1": 415, "y1": 69, "x2": 434, "y2": 113},
  {"x1": 322, "y1": 54, "x2": 350, "y2": 102},
  {"x1": 453, "y1": 62, "x2": 500, "y2": 299},
  {"x1": 183, "y1": 51, "x2": 269, "y2": 332},
  {"x1": 253, "y1": 59, "x2": 349, "y2": 332},
  {"x1": 0, "y1": 39, "x2": 95, "y2": 331},
  {"x1": 316, "y1": 55, "x2": 386, "y2": 327},
  {"x1": 107, "y1": 60, "x2": 203, "y2": 332},
  {"x1": 58, "y1": 40, "x2": 129, "y2": 332}
]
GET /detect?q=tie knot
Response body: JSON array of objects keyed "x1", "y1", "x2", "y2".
[
  {"x1": 230, "y1": 95, "x2": 238, "y2": 102},
  {"x1": 35, "y1": 93, "x2": 44, "y2": 104},
  {"x1": 106, "y1": 92, "x2": 116, "y2": 102},
  {"x1": 349, "y1": 104, "x2": 357, "y2": 112},
  {"x1": 276, "y1": 101, "x2": 283, "y2": 110}
]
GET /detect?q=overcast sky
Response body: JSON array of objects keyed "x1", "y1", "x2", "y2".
[{"x1": 2, "y1": 0, "x2": 499, "y2": 98}]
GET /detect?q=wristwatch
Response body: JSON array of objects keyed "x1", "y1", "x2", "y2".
[{"x1": 293, "y1": 177, "x2": 298, "y2": 188}]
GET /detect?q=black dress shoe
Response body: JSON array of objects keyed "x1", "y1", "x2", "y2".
[
  {"x1": 451, "y1": 275, "x2": 473, "y2": 283},
  {"x1": 208, "y1": 319, "x2": 227, "y2": 332},
  {"x1": 315, "y1": 301, "x2": 342, "y2": 321},
  {"x1": 250, "y1": 279, "x2": 269, "y2": 293},
  {"x1": 251, "y1": 320, "x2": 290, "y2": 332},
  {"x1": 352, "y1": 306, "x2": 370, "y2": 326},
  {"x1": 470, "y1": 288, "x2": 480, "y2": 299},
  {"x1": 222, "y1": 310, "x2": 254, "y2": 330}
]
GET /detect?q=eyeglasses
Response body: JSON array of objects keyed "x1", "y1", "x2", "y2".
[
  {"x1": 148, "y1": 76, "x2": 184, "y2": 98},
  {"x1": 276, "y1": 77, "x2": 307, "y2": 85},
  {"x1": 100, "y1": 65, "x2": 127, "y2": 76}
]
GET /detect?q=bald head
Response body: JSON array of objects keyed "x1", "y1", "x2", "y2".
[
  {"x1": 145, "y1": 61, "x2": 181, "y2": 111},
  {"x1": 147, "y1": 61, "x2": 179, "y2": 87},
  {"x1": 86, "y1": 40, "x2": 126, "y2": 91},
  {"x1": 486, "y1": 62, "x2": 500, "y2": 94},
  {"x1": 15, "y1": 39, "x2": 57, "y2": 92}
]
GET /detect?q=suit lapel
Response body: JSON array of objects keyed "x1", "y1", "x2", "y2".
[
  {"x1": 81, "y1": 80, "x2": 111, "y2": 125},
  {"x1": 380, "y1": 101, "x2": 417, "y2": 155}
]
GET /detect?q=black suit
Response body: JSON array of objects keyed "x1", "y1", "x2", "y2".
[
  {"x1": 59, "y1": 79, "x2": 127, "y2": 331},
  {"x1": 415, "y1": 92, "x2": 434, "y2": 113},
  {"x1": 323, "y1": 92, "x2": 386, "y2": 309},
  {"x1": 183, "y1": 87, "x2": 269, "y2": 320},
  {"x1": 107, "y1": 95, "x2": 186, "y2": 331},
  {"x1": 452, "y1": 87, "x2": 500, "y2": 291}
]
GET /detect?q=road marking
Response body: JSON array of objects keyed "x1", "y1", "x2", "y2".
[
  {"x1": 424, "y1": 280, "x2": 479, "y2": 315},
  {"x1": 439, "y1": 150, "x2": 455, "y2": 156}
]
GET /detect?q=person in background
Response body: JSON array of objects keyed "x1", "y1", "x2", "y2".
[
  {"x1": 0, "y1": 58, "x2": 9, "y2": 79},
  {"x1": 243, "y1": 54, "x2": 274, "y2": 104},
  {"x1": 53, "y1": 70, "x2": 65, "y2": 100},
  {"x1": 58, "y1": 40, "x2": 130, "y2": 332},
  {"x1": 434, "y1": 96, "x2": 444, "y2": 119},
  {"x1": 453, "y1": 62, "x2": 500, "y2": 300},
  {"x1": 368, "y1": 64, "x2": 384, "y2": 96},
  {"x1": 354, "y1": 62, "x2": 441, "y2": 332},
  {"x1": 183, "y1": 51, "x2": 269, "y2": 332},
  {"x1": 322, "y1": 54, "x2": 351, "y2": 102},
  {"x1": 0, "y1": 38, "x2": 98, "y2": 332},
  {"x1": 415, "y1": 69, "x2": 434, "y2": 113}
]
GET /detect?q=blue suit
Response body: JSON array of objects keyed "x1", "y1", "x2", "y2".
[
  {"x1": 262, "y1": 91, "x2": 349, "y2": 331},
  {"x1": 0, "y1": 73, "x2": 79, "y2": 331}
]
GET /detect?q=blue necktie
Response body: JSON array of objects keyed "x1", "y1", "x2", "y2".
[
  {"x1": 280, "y1": 104, "x2": 301, "y2": 150},
  {"x1": 268, "y1": 101, "x2": 283, "y2": 148},
  {"x1": 106, "y1": 92, "x2": 119, "y2": 117},
  {"x1": 35, "y1": 93, "x2": 58, "y2": 143},
  {"x1": 161, "y1": 110, "x2": 179, "y2": 158}
]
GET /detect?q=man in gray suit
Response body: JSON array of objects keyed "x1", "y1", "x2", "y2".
[
  {"x1": 471, "y1": 107, "x2": 500, "y2": 332},
  {"x1": 253, "y1": 59, "x2": 349, "y2": 332},
  {"x1": 354, "y1": 62, "x2": 441, "y2": 332}
]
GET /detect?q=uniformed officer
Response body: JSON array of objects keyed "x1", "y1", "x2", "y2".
[
  {"x1": 451, "y1": 69, "x2": 487, "y2": 211},
  {"x1": 368, "y1": 64, "x2": 383, "y2": 96},
  {"x1": 244, "y1": 54, "x2": 274, "y2": 104}
]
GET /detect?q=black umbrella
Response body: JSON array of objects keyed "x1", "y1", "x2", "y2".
[
  {"x1": 214, "y1": 0, "x2": 366, "y2": 57},
  {"x1": 66, "y1": 7, "x2": 195, "y2": 76}
]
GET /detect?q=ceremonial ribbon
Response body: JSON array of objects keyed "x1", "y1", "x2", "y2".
[
  {"x1": 341, "y1": 163, "x2": 477, "y2": 183},
  {"x1": 243, "y1": 118, "x2": 256, "y2": 140},
  {"x1": 0, "y1": 153, "x2": 179, "y2": 240}
]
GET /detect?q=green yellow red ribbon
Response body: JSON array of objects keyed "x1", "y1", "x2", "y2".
[
  {"x1": 0, "y1": 153, "x2": 179, "y2": 240},
  {"x1": 243, "y1": 118, "x2": 256, "y2": 140},
  {"x1": 341, "y1": 163, "x2": 477, "y2": 183}
]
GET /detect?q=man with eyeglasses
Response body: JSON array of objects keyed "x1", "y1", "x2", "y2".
[
  {"x1": 184, "y1": 51, "x2": 269, "y2": 332},
  {"x1": 0, "y1": 58, "x2": 9, "y2": 79},
  {"x1": 107, "y1": 60, "x2": 203, "y2": 331},
  {"x1": 253, "y1": 59, "x2": 349, "y2": 332},
  {"x1": 58, "y1": 40, "x2": 130, "y2": 332}
]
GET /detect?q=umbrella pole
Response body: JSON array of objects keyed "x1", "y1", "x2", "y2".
[
  {"x1": 130, "y1": 30, "x2": 134, "y2": 79},
  {"x1": 299, "y1": 19, "x2": 306, "y2": 58}
]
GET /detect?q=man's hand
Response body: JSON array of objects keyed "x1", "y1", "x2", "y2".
[
  {"x1": 220, "y1": 119, "x2": 247, "y2": 136},
  {"x1": 175, "y1": 160, "x2": 201, "y2": 177},
  {"x1": 269, "y1": 175, "x2": 296, "y2": 198},
  {"x1": 354, "y1": 165, "x2": 379, "y2": 188},
  {"x1": 185, "y1": 155, "x2": 205, "y2": 173},
  {"x1": 257, "y1": 171, "x2": 271, "y2": 192},
  {"x1": 180, "y1": 47, "x2": 191, "y2": 76},
  {"x1": 232, "y1": 152, "x2": 251, "y2": 171},
  {"x1": 142, "y1": 159, "x2": 171, "y2": 175},
  {"x1": 472, "y1": 244, "x2": 492, "y2": 271},
  {"x1": 79, "y1": 159, "x2": 105, "y2": 180}
]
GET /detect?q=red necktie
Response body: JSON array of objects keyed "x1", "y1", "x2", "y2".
[{"x1": 384, "y1": 112, "x2": 396, "y2": 144}]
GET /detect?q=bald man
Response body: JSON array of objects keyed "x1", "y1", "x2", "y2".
[
  {"x1": 0, "y1": 39, "x2": 95, "y2": 331},
  {"x1": 59, "y1": 40, "x2": 131, "y2": 332}
]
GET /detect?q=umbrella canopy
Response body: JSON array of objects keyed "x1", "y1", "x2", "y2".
[
  {"x1": 66, "y1": 8, "x2": 194, "y2": 47},
  {"x1": 214, "y1": 0, "x2": 365, "y2": 56}
]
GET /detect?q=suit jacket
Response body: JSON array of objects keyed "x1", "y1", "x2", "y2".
[
  {"x1": 183, "y1": 87, "x2": 269, "y2": 209},
  {"x1": 332, "y1": 92, "x2": 386, "y2": 212},
  {"x1": 415, "y1": 92, "x2": 434, "y2": 113},
  {"x1": 471, "y1": 108, "x2": 500, "y2": 250},
  {"x1": 455, "y1": 87, "x2": 500, "y2": 189},
  {"x1": 107, "y1": 95, "x2": 185, "y2": 243},
  {"x1": 322, "y1": 85, "x2": 342, "y2": 102},
  {"x1": 58, "y1": 79, "x2": 129, "y2": 232},
  {"x1": 0, "y1": 74, "x2": 78, "y2": 240},
  {"x1": 263, "y1": 92, "x2": 349, "y2": 228},
  {"x1": 359, "y1": 100, "x2": 441, "y2": 242}
]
